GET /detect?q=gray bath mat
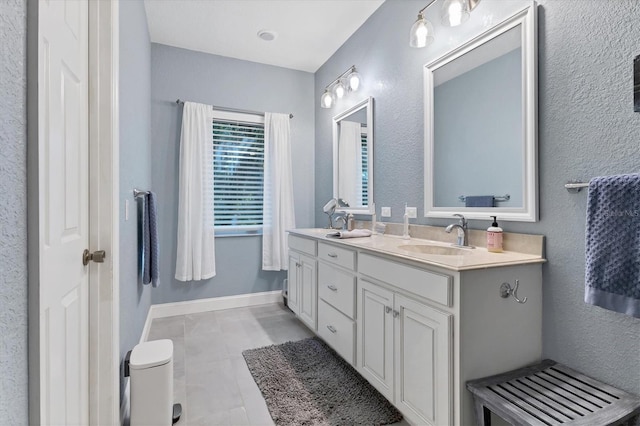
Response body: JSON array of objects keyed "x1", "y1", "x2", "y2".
[{"x1": 242, "y1": 337, "x2": 402, "y2": 426}]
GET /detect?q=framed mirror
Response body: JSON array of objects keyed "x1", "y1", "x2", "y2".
[
  {"x1": 424, "y1": 4, "x2": 537, "y2": 222},
  {"x1": 333, "y1": 97, "x2": 374, "y2": 214}
]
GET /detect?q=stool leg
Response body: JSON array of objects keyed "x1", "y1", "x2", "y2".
[{"x1": 473, "y1": 399, "x2": 492, "y2": 426}]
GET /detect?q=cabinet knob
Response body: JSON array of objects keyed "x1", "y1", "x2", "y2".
[
  {"x1": 295, "y1": 262, "x2": 301, "y2": 268},
  {"x1": 393, "y1": 310, "x2": 400, "y2": 318},
  {"x1": 327, "y1": 285, "x2": 338, "y2": 292},
  {"x1": 385, "y1": 306, "x2": 392, "y2": 314},
  {"x1": 326, "y1": 325, "x2": 337, "y2": 333}
]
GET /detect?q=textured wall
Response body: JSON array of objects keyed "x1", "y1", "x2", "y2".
[
  {"x1": 0, "y1": 0, "x2": 29, "y2": 422},
  {"x1": 316, "y1": 0, "x2": 640, "y2": 394},
  {"x1": 150, "y1": 44, "x2": 315, "y2": 305},
  {"x1": 119, "y1": 0, "x2": 152, "y2": 399}
]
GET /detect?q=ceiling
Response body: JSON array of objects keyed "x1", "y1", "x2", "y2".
[{"x1": 144, "y1": 0, "x2": 385, "y2": 73}]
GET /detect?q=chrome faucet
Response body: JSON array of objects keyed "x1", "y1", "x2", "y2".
[
  {"x1": 332, "y1": 212, "x2": 348, "y2": 230},
  {"x1": 445, "y1": 214, "x2": 469, "y2": 247}
]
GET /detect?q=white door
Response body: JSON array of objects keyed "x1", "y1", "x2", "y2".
[
  {"x1": 298, "y1": 254, "x2": 317, "y2": 330},
  {"x1": 288, "y1": 252, "x2": 300, "y2": 315},
  {"x1": 357, "y1": 279, "x2": 394, "y2": 400},
  {"x1": 394, "y1": 295, "x2": 452, "y2": 426},
  {"x1": 39, "y1": 0, "x2": 90, "y2": 424}
]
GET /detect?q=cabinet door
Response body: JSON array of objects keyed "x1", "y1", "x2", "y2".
[
  {"x1": 298, "y1": 254, "x2": 317, "y2": 330},
  {"x1": 357, "y1": 279, "x2": 395, "y2": 400},
  {"x1": 287, "y1": 252, "x2": 300, "y2": 315},
  {"x1": 394, "y1": 295, "x2": 452, "y2": 426}
]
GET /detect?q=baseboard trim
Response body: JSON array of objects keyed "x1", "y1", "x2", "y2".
[{"x1": 148, "y1": 290, "x2": 283, "y2": 321}]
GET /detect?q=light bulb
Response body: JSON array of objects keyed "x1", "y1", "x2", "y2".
[
  {"x1": 409, "y1": 14, "x2": 434, "y2": 48},
  {"x1": 442, "y1": 0, "x2": 470, "y2": 27},
  {"x1": 333, "y1": 80, "x2": 346, "y2": 99},
  {"x1": 320, "y1": 90, "x2": 334, "y2": 109},
  {"x1": 347, "y1": 70, "x2": 361, "y2": 92}
]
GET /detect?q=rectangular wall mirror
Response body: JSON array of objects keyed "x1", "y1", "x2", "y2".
[
  {"x1": 333, "y1": 97, "x2": 374, "y2": 214},
  {"x1": 424, "y1": 4, "x2": 537, "y2": 222}
]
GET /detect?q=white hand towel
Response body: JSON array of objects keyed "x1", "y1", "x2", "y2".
[{"x1": 326, "y1": 229, "x2": 372, "y2": 239}]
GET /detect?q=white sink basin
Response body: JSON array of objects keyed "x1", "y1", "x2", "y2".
[{"x1": 398, "y1": 244, "x2": 471, "y2": 256}]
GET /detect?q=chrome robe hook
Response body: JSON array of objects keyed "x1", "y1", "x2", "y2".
[{"x1": 500, "y1": 279, "x2": 528, "y2": 304}]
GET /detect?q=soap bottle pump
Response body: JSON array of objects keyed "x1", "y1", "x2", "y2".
[{"x1": 487, "y1": 216, "x2": 503, "y2": 253}]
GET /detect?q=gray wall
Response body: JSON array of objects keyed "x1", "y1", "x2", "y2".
[
  {"x1": 150, "y1": 44, "x2": 315, "y2": 304},
  {"x1": 316, "y1": 0, "x2": 640, "y2": 394},
  {"x1": 0, "y1": 0, "x2": 29, "y2": 423},
  {"x1": 119, "y1": 0, "x2": 152, "y2": 398}
]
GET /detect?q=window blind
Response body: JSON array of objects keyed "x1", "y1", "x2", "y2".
[
  {"x1": 361, "y1": 133, "x2": 369, "y2": 206},
  {"x1": 213, "y1": 115, "x2": 265, "y2": 230}
]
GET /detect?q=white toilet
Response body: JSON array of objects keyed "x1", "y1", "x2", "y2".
[{"x1": 128, "y1": 339, "x2": 175, "y2": 426}]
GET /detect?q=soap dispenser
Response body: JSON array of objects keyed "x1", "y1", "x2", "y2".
[
  {"x1": 403, "y1": 203, "x2": 410, "y2": 240},
  {"x1": 487, "y1": 216, "x2": 503, "y2": 253}
]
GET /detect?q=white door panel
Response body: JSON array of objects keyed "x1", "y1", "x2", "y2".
[
  {"x1": 394, "y1": 295, "x2": 452, "y2": 426},
  {"x1": 39, "y1": 0, "x2": 89, "y2": 424},
  {"x1": 357, "y1": 279, "x2": 394, "y2": 400}
]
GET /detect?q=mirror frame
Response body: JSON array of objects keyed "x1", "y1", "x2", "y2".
[
  {"x1": 332, "y1": 97, "x2": 374, "y2": 215},
  {"x1": 423, "y1": 4, "x2": 538, "y2": 222}
]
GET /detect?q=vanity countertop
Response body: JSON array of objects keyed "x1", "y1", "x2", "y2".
[{"x1": 288, "y1": 228, "x2": 546, "y2": 272}]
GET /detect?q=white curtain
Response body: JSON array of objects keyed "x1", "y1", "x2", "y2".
[
  {"x1": 262, "y1": 113, "x2": 296, "y2": 271},
  {"x1": 338, "y1": 121, "x2": 363, "y2": 207},
  {"x1": 175, "y1": 102, "x2": 216, "y2": 281}
]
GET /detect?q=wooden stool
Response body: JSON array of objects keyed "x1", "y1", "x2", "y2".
[{"x1": 466, "y1": 359, "x2": 640, "y2": 426}]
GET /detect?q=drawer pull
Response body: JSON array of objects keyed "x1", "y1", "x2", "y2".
[
  {"x1": 327, "y1": 285, "x2": 338, "y2": 292},
  {"x1": 326, "y1": 325, "x2": 337, "y2": 333},
  {"x1": 327, "y1": 253, "x2": 338, "y2": 258},
  {"x1": 385, "y1": 306, "x2": 392, "y2": 314}
]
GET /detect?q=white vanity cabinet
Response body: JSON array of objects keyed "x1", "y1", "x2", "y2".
[
  {"x1": 287, "y1": 235, "x2": 317, "y2": 330},
  {"x1": 287, "y1": 230, "x2": 544, "y2": 426},
  {"x1": 358, "y1": 255, "x2": 453, "y2": 426},
  {"x1": 316, "y1": 242, "x2": 357, "y2": 365}
]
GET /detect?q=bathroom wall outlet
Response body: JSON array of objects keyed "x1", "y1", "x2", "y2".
[
  {"x1": 405, "y1": 206, "x2": 417, "y2": 219},
  {"x1": 381, "y1": 207, "x2": 391, "y2": 217}
]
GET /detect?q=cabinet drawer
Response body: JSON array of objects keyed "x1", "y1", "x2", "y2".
[
  {"x1": 318, "y1": 242, "x2": 356, "y2": 270},
  {"x1": 318, "y1": 300, "x2": 355, "y2": 366},
  {"x1": 289, "y1": 234, "x2": 317, "y2": 256},
  {"x1": 318, "y1": 263, "x2": 356, "y2": 319},
  {"x1": 359, "y1": 253, "x2": 452, "y2": 307}
]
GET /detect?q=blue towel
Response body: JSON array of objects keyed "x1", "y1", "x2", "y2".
[
  {"x1": 465, "y1": 195, "x2": 494, "y2": 207},
  {"x1": 142, "y1": 192, "x2": 160, "y2": 287},
  {"x1": 585, "y1": 174, "x2": 640, "y2": 317}
]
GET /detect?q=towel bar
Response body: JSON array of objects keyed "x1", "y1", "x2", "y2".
[
  {"x1": 564, "y1": 181, "x2": 589, "y2": 193},
  {"x1": 458, "y1": 194, "x2": 511, "y2": 202},
  {"x1": 133, "y1": 189, "x2": 149, "y2": 198}
]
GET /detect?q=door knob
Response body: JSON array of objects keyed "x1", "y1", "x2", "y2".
[{"x1": 83, "y1": 249, "x2": 106, "y2": 266}]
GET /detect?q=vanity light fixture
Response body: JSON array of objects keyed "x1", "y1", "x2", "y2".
[
  {"x1": 410, "y1": 0, "x2": 481, "y2": 48},
  {"x1": 409, "y1": 2, "x2": 435, "y2": 48},
  {"x1": 320, "y1": 65, "x2": 361, "y2": 109},
  {"x1": 441, "y1": 0, "x2": 481, "y2": 27}
]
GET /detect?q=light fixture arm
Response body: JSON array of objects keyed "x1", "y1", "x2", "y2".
[
  {"x1": 323, "y1": 65, "x2": 357, "y2": 92},
  {"x1": 417, "y1": 0, "x2": 438, "y2": 16}
]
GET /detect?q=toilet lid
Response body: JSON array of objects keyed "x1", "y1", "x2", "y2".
[{"x1": 130, "y1": 339, "x2": 174, "y2": 370}]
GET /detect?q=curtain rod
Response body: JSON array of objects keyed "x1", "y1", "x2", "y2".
[{"x1": 176, "y1": 99, "x2": 293, "y2": 119}]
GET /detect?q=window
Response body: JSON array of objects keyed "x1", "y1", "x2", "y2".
[{"x1": 212, "y1": 110, "x2": 265, "y2": 233}]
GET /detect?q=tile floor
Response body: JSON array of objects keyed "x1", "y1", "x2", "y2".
[
  {"x1": 146, "y1": 302, "x2": 314, "y2": 425},
  {"x1": 147, "y1": 302, "x2": 411, "y2": 426}
]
